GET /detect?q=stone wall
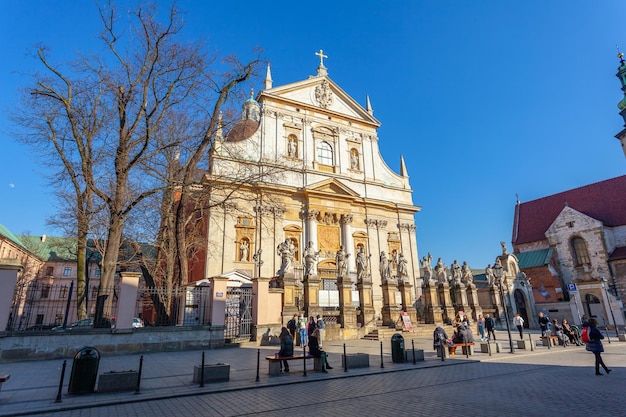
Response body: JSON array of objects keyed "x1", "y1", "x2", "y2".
[{"x1": 0, "y1": 326, "x2": 224, "y2": 362}]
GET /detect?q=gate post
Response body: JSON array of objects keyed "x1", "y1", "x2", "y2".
[
  {"x1": 252, "y1": 277, "x2": 280, "y2": 342},
  {"x1": 0, "y1": 259, "x2": 22, "y2": 334},
  {"x1": 209, "y1": 276, "x2": 228, "y2": 327}
]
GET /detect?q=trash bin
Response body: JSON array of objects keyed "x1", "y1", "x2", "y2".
[
  {"x1": 68, "y1": 346, "x2": 100, "y2": 394},
  {"x1": 391, "y1": 333, "x2": 405, "y2": 363}
]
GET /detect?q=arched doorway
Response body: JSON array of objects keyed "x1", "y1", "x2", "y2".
[
  {"x1": 514, "y1": 289, "x2": 529, "y2": 328},
  {"x1": 584, "y1": 293, "x2": 602, "y2": 321}
]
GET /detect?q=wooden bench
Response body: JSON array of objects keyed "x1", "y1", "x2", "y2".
[
  {"x1": 265, "y1": 355, "x2": 320, "y2": 376},
  {"x1": 448, "y1": 342, "x2": 474, "y2": 356},
  {"x1": 0, "y1": 374, "x2": 10, "y2": 392}
]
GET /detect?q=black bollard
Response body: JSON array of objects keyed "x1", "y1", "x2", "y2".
[
  {"x1": 303, "y1": 344, "x2": 307, "y2": 377},
  {"x1": 412, "y1": 339, "x2": 416, "y2": 365},
  {"x1": 487, "y1": 339, "x2": 492, "y2": 357},
  {"x1": 380, "y1": 341, "x2": 384, "y2": 368},
  {"x1": 605, "y1": 326, "x2": 611, "y2": 344},
  {"x1": 135, "y1": 355, "x2": 143, "y2": 394},
  {"x1": 55, "y1": 360, "x2": 67, "y2": 403},
  {"x1": 343, "y1": 343, "x2": 348, "y2": 372},
  {"x1": 200, "y1": 351, "x2": 205, "y2": 388},
  {"x1": 528, "y1": 332, "x2": 534, "y2": 352},
  {"x1": 255, "y1": 349, "x2": 260, "y2": 382}
]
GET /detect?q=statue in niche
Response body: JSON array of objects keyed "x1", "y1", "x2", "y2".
[
  {"x1": 350, "y1": 151, "x2": 359, "y2": 170},
  {"x1": 485, "y1": 264, "x2": 495, "y2": 286},
  {"x1": 277, "y1": 238, "x2": 295, "y2": 277},
  {"x1": 335, "y1": 245, "x2": 350, "y2": 276},
  {"x1": 380, "y1": 251, "x2": 392, "y2": 282},
  {"x1": 288, "y1": 138, "x2": 297, "y2": 158},
  {"x1": 303, "y1": 241, "x2": 321, "y2": 277},
  {"x1": 450, "y1": 259, "x2": 462, "y2": 284},
  {"x1": 239, "y1": 240, "x2": 249, "y2": 262},
  {"x1": 461, "y1": 261, "x2": 473, "y2": 285},
  {"x1": 435, "y1": 258, "x2": 447, "y2": 284},
  {"x1": 356, "y1": 246, "x2": 370, "y2": 282}
]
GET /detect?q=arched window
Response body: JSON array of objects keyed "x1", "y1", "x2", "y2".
[
  {"x1": 571, "y1": 237, "x2": 590, "y2": 266},
  {"x1": 317, "y1": 141, "x2": 333, "y2": 166}
]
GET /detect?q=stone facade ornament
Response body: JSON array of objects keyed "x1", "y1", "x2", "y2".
[
  {"x1": 421, "y1": 252, "x2": 434, "y2": 284},
  {"x1": 485, "y1": 264, "x2": 495, "y2": 286},
  {"x1": 314, "y1": 80, "x2": 334, "y2": 109},
  {"x1": 450, "y1": 260, "x2": 462, "y2": 285},
  {"x1": 435, "y1": 258, "x2": 447, "y2": 284},
  {"x1": 380, "y1": 251, "x2": 393, "y2": 283},
  {"x1": 335, "y1": 245, "x2": 350, "y2": 276},
  {"x1": 356, "y1": 246, "x2": 370, "y2": 282},
  {"x1": 396, "y1": 253, "x2": 408, "y2": 282},
  {"x1": 277, "y1": 238, "x2": 295, "y2": 277},
  {"x1": 303, "y1": 241, "x2": 321, "y2": 277},
  {"x1": 461, "y1": 261, "x2": 473, "y2": 285}
]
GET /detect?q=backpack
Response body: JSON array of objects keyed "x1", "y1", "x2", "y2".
[
  {"x1": 317, "y1": 318, "x2": 326, "y2": 329},
  {"x1": 581, "y1": 326, "x2": 591, "y2": 343}
]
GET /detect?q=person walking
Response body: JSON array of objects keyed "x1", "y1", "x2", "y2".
[
  {"x1": 308, "y1": 329, "x2": 333, "y2": 372},
  {"x1": 513, "y1": 314, "x2": 525, "y2": 339},
  {"x1": 278, "y1": 327, "x2": 294, "y2": 372},
  {"x1": 287, "y1": 314, "x2": 298, "y2": 339},
  {"x1": 316, "y1": 314, "x2": 326, "y2": 347},
  {"x1": 485, "y1": 313, "x2": 496, "y2": 341},
  {"x1": 477, "y1": 314, "x2": 486, "y2": 341},
  {"x1": 538, "y1": 312, "x2": 550, "y2": 337},
  {"x1": 583, "y1": 318, "x2": 611, "y2": 376}
]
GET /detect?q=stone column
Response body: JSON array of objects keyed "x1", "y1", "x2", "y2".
[
  {"x1": 117, "y1": 272, "x2": 141, "y2": 331},
  {"x1": 438, "y1": 282, "x2": 456, "y2": 324},
  {"x1": 466, "y1": 283, "x2": 483, "y2": 321},
  {"x1": 397, "y1": 281, "x2": 417, "y2": 324},
  {"x1": 340, "y1": 214, "x2": 355, "y2": 273},
  {"x1": 380, "y1": 280, "x2": 401, "y2": 326},
  {"x1": 0, "y1": 259, "x2": 22, "y2": 334},
  {"x1": 337, "y1": 273, "x2": 357, "y2": 328},
  {"x1": 209, "y1": 276, "x2": 229, "y2": 327},
  {"x1": 489, "y1": 285, "x2": 503, "y2": 323},
  {"x1": 305, "y1": 209, "x2": 319, "y2": 250},
  {"x1": 422, "y1": 282, "x2": 442, "y2": 324}
]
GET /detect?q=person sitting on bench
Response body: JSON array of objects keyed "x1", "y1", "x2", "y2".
[
  {"x1": 452, "y1": 323, "x2": 474, "y2": 344},
  {"x1": 308, "y1": 329, "x2": 333, "y2": 372},
  {"x1": 278, "y1": 327, "x2": 294, "y2": 372}
]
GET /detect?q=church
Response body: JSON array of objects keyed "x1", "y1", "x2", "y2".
[{"x1": 194, "y1": 52, "x2": 421, "y2": 340}]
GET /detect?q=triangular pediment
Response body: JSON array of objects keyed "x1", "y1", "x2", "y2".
[
  {"x1": 306, "y1": 179, "x2": 360, "y2": 197},
  {"x1": 259, "y1": 76, "x2": 380, "y2": 126},
  {"x1": 545, "y1": 206, "x2": 603, "y2": 238}
]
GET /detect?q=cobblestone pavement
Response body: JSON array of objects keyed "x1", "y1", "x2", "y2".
[{"x1": 17, "y1": 341, "x2": 626, "y2": 417}]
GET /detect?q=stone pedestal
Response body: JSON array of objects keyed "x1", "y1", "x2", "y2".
[
  {"x1": 422, "y1": 283, "x2": 442, "y2": 324},
  {"x1": 281, "y1": 273, "x2": 300, "y2": 324},
  {"x1": 337, "y1": 275, "x2": 357, "y2": 328},
  {"x1": 453, "y1": 283, "x2": 471, "y2": 317},
  {"x1": 193, "y1": 364, "x2": 230, "y2": 383},
  {"x1": 381, "y1": 280, "x2": 401, "y2": 326},
  {"x1": 303, "y1": 274, "x2": 321, "y2": 317},
  {"x1": 466, "y1": 283, "x2": 483, "y2": 321},
  {"x1": 356, "y1": 280, "x2": 375, "y2": 327},
  {"x1": 98, "y1": 371, "x2": 139, "y2": 393},
  {"x1": 438, "y1": 283, "x2": 455, "y2": 324},
  {"x1": 480, "y1": 342, "x2": 502, "y2": 353},
  {"x1": 342, "y1": 353, "x2": 370, "y2": 369},
  {"x1": 398, "y1": 281, "x2": 418, "y2": 324},
  {"x1": 489, "y1": 285, "x2": 504, "y2": 323},
  {"x1": 516, "y1": 340, "x2": 531, "y2": 350}
]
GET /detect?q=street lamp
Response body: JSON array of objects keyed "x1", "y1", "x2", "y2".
[
  {"x1": 600, "y1": 276, "x2": 620, "y2": 338},
  {"x1": 493, "y1": 260, "x2": 515, "y2": 353}
]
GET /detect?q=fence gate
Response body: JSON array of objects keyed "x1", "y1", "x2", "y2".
[{"x1": 224, "y1": 285, "x2": 253, "y2": 341}]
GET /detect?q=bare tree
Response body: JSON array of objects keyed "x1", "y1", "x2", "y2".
[{"x1": 13, "y1": 1, "x2": 262, "y2": 326}]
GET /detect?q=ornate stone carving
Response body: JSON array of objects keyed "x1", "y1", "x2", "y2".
[
  {"x1": 303, "y1": 209, "x2": 320, "y2": 221},
  {"x1": 314, "y1": 80, "x2": 334, "y2": 109},
  {"x1": 340, "y1": 214, "x2": 353, "y2": 225},
  {"x1": 364, "y1": 219, "x2": 377, "y2": 229},
  {"x1": 320, "y1": 211, "x2": 338, "y2": 225},
  {"x1": 398, "y1": 223, "x2": 416, "y2": 232},
  {"x1": 376, "y1": 220, "x2": 388, "y2": 229}
]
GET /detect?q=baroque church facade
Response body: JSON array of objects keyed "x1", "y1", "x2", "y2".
[{"x1": 196, "y1": 53, "x2": 421, "y2": 338}]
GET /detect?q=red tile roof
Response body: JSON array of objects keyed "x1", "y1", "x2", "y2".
[{"x1": 512, "y1": 175, "x2": 626, "y2": 245}]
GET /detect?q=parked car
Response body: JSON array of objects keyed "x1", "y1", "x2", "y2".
[
  {"x1": 25, "y1": 323, "x2": 57, "y2": 331},
  {"x1": 133, "y1": 318, "x2": 144, "y2": 328}
]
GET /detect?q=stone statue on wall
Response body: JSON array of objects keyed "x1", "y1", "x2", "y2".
[
  {"x1": 500, "y1": 241, "x2": 509, "y2": 255},
  {"x1": 435, "y1": 258, "x2": 447, "y2": 284},
  {"x1": 485, "y1": 264, "x2": 495, "y2": 286},
  {"x1": 421, "y1": 252, "x2": 433, "y2": 284},
  {"x1": 396, "y1": 252, "x2": 408, "y2": 282},
  {"x1": 461, "y1": 261, "x2": 473, "y2": 285},
  {"x1": 380, "y1": 251, "x2": 392, "y2": 282},
  {"x1": 303, "y1": 241, "x2": 321, "y2": 277},
  {"x1": 356, "y1": 246, "x2": 370, "y2": 282},
  {"x1": 277, "y1": 238, "x2": 295, "y2": 277},
  {"x1": 335, "y1": 245, "x2": 350, "y2": 276},
  {"x1": 450, "y1": 260, "x2": 462, "y2": 284},
  {"x1": 240, "y1": 241, "x2": 249, "y2": 262}
]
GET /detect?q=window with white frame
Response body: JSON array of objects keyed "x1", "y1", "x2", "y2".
[
  {"x1": 317, "y1": 141, "x2": 333, "y2": 165},
  {"x1": 63, "y1": 267, "x2": 72, "y2": 277}
]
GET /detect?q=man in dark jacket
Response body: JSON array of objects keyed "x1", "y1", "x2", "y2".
[
  {"x1": 287, "y1": 314, "x2": 297, "y2": 338},
  {"x1": 485, "y1": 314, "x2": 496, "y2": 340},
  {"x1": 538, "y1": 312, "x2": 550, "y2": 337}
]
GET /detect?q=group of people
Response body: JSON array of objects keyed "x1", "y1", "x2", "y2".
[{"x1": 279, "y1": 314, "x2": 331, "y2": 373}]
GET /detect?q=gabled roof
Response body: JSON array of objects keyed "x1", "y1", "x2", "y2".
[
  {"x1": 512, "y1": 175, "x2": 626, "y2": 245},
  {"x1": 516, "y1": 248, "x2": 553, "y2": 268},
  {"x1": 0, "y1": 224, "x2": 27, "y2": 250},
  {"x1": 259, "y1": 75, "x2": 380, "y2": 127},
  {"x1": 609, "y1": 246, "x2": 626, "y2": 261}
]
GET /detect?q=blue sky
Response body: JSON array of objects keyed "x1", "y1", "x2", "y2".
[{"x1": 1, "y1": 1, "x2": 625, "y2": 270}]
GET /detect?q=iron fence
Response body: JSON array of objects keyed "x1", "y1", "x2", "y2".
[{"x1": 138, "y1": 285, "x2": 212, "y2": 327}]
